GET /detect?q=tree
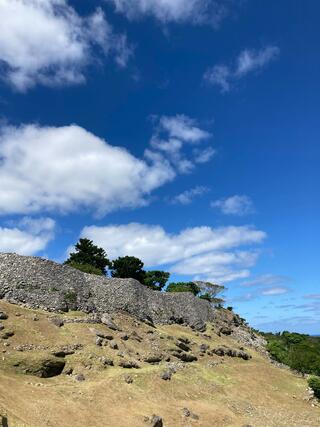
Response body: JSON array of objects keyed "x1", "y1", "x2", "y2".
[
  {"x1": 65, "y1": 238, "x2": 110, "y2": 275},
  {"x1": 166, "y1": 282, "x2": 200, "y2": 296},
  {"x1": 144, "y1": 271, "x2": 170, "y2": 291},
  {"x1": 110, "y1": 256, "x2": 146, "y2": 283},
  {"x1": 193, "y1": 281, "x2": 225, "y2": 306}
]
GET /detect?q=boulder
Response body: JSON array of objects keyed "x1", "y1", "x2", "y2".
[
  {"x1": 147, "y1": 415, "x2": 163, "y2": 427},
  {"x1": 0, "y1": 312, "x2": 8, "y2": 320},
  {"x1": 100, "y1": 314, "x2": 120, "y2": 331},
  {"x1": 119, "y1": 360, "x2": 140, "y2": 369}
]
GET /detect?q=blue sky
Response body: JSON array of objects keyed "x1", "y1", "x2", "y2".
[{"x1": 0, "y1": 0, "x2": 319, "y2": 334}]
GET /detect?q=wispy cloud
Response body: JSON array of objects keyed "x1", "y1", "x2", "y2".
[
  {"x1": 241, "y1": 274, "x2": 291, "y2": 288},
  {"x1": 211, "y1": 195, "x2": 254, "y2": 216},
  {"x1": 105, "y1": 0, "x2": 231, "y2": 28},
  {"x1": 204, "y1": 46, "x2": 280, "y2": 93},
  {"x1": 171, "y1": 186, "x2": 209, "y2": 205},
  {"x1": 145, "y1": 114, "x2": 214, "y2": 174}
]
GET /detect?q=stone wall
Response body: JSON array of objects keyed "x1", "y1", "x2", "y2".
[{"x1": 0, "y1": 253, "x2": 214, "y2": 330}]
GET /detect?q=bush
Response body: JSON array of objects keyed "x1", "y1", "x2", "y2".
[
  {"x1": 166, "y1": 282, "x2": 200, "y2": 296},
  {"x1": 308, "y1": 376, "x2": 320, "y2": 398},
  {"x1": 67, "y1": 262, "x2": 104, "y2": 276}
]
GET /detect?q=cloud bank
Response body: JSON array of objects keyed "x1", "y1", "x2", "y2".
[
  {"x1": 81, "y1": 222, "x2": 266, "y2": 283},
  {"x1": 0, "y1": 124, "x2": 174, "y2": 216}
]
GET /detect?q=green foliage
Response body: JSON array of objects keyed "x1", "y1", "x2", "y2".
[
  {"x1": 144, "y1": 270, "x2": 170, "y2": 291},
  {"x1": 64, "y1": 291, "x2": 77, "y2": 303},
  {"x1": 67, "y1": 261, "x2": 104, "y2": 276},
  {"x1": 308, "y1": 376, "x2": 320, "y2": 399},
  {"x1": 65, "y1": 238, "x2": 110, "y2": 274},
  {"x1": 263, "y1": 331, "x2": 320, "y2": 375},
  {"x1": 193, "y1": 281, "x2": 225, "y2": 305},
  {"x1": 166, "y1": 282, "x2": 200, "y2": 296},
  {"x1": 110, "y1": 256, "x2": 146, "y2": 283}
]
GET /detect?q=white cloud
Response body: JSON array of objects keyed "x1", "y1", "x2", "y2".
[
  {"x1": 204, "y1": 46, "x2": 280, "y2": 92},
  {"x1": 211, "y1": 195, "x2": 254, "y2": 216},
  {"x1": 0, "y1": 217, "x2": 55, "y2": 255},
  {"x1": 105, "y1": 0, "x2": 229, "y2": 27},
  {"x1": 81, "y1": 222, "x2": 266, "y2": 283},
  {"x1": 0, "y1": 124, "x2": 175, "y2": 216},
  {"x1": 241, "y1": 274, "x2": 291, "y2": 288},
  {"x1": 235, "y1": 46, "x2": 280, "y2": 77},
  {"x1": 261, "y1": 287, "x2": 289, "y2": 296},
  {"x1": 171, "y1": 186, "x2": 209, "y2": 205},
  {"x1": 204, "y1": 65, "x2": 231, "y2": 93},
  {"x1": 147, "y1": 115, "x2": 214, "y2": 174},
  {"x1": 0, "y1": 0, "x2": 132, "y2": 91},
  {"x1": 158, "y1": 115, "x2": 211, "y2": 143}
]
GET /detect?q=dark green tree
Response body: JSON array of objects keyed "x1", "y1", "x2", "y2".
[
  {"x1": 110, "y1": 256, "x2": 146, "y2": 283},
  {"x1": 144, "y1": 271, "x2": 170, "y2": 291},
  {"x1": 65, "y1": 238, "x2": 110, "y2": 275},
  {"x1": 166, "y1": 282, "x2": 200, "y2": 296}
]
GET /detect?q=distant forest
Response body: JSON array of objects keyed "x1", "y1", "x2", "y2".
[{"x1": 262, "y1": 331, "x2": 320, "y2": 375}]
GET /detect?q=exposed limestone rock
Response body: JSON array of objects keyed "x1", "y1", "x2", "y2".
[{"x1": 0, "y1": 253, "x2": 213, "y2": 330}]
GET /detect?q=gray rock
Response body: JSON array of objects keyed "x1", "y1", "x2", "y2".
[
  {"x1": 96, "y1": 337, "x2": 103, "y2": 346},
  {"x1": 1, "y1": 331, "x2": 14, "y2": 340},
  {"x1": 0, "y1": 253, "x2": 214, "y2": 330},
  {"x1": 160, "y1": 370, "x2": 172, "y2": 381},
  {"x1": 119, "y1": 360, "x2": 140, "y2": 369},
  {"x1": 144, "y1": 354, "x2": 163, "y2": 364},
  {"x1": 75, "y1": 374, "x2": 85, "y2": 382},
  {"x1": 182, "y1": 408, "x2": 199, "y2": 419},
  {"x1": 0, "y1": 324, "x2": 4, "y2": 331},
  {"x1": 211, "y1": 346, "x2": 251, "y2": 360},
  {"x1": 0, "y1": 312, "x2": 8, "y2": 320},
  {"x1": 100, "y1": 314, "x2": 120, "y2": 331},
  {"x1": 172, "y1": 352, "x2": 197, "y2": 363},
  {"x1": 109, "y1": 341, "x2": 118, "y2": 350},
  {"x1": 124, "y1": 374, "x2": 133, "y2": 384},
  {"x1": 199, "y1": 343, "x2": 209, "y2": 353},
  {"x1": 175, "y1": 341, "x2": 191, "y2": 352},
  {"x1": 148, "y1": 415, "x2": 163, "y2": 427},
  {"x1": 50, "y1": 317, "x2": 64, "y2": 328}
]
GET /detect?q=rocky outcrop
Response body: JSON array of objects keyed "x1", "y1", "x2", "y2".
[{"x1": 0, "y1": 253, "x2": 214, "y2": 330}]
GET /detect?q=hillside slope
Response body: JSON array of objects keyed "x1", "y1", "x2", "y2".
[{"x1": 0, "y1": 300, "x2": 319, "y2": 427}]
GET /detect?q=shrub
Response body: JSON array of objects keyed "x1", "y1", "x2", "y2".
[
  {"x1": 166, "y1": 282, "x2": 200, "y2": 296},
  {"x1": 308, "y1": 376, "x2": 320, "y2": 398},
  {"x1": 67, "y1": 261, "x2": 104, "y2": 276}
]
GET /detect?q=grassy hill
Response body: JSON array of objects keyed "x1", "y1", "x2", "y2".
[{"x1": 0, "y1": 301, "x2": 319, "y2": 427}]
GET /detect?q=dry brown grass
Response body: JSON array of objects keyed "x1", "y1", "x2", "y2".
[{"x1": 0, "y1": 301, "x2": 319, "y2": 427}]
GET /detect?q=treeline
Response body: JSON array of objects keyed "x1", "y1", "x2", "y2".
[
  {"x1": 65, "y1": 238, "x2": 225, "y2": 305},
  {"x1": 262, "y1": 331, "x2": 320, "y2": 399},
  {"x1": 262, "y1": 331, "x2": 320, "y2": 375}
]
